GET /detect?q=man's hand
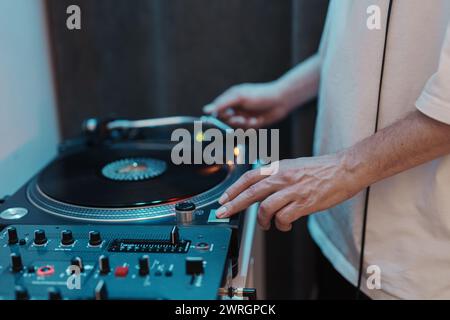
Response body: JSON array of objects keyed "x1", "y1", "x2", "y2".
[
  {"x1": 216, "y1": 111, "x2": 450, "y2": 232},
  {"x1": 202, "y1": 53, "x2": 323, "y2": 129},
  {"x1": 216, "y1": 154, "x2": 361, "y2": 232},
  {"x1": 203, "y1": 82, "x2": 291, "y2": 129}
]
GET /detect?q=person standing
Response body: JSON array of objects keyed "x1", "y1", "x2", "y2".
[{"x1": 204, "y1": 0, "x2": 450, "y2": 299}]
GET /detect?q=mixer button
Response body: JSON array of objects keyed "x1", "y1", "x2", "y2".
[
  {"x1": 61, "y1": 230, "x2": 75, "y2": 245},
  {"x1": 15, "y1": 285, "x2": 29, "y2": 300},
  {"x1": 33, "y1": 229, "x2": 47, "y2": 245},
  {"x1": 98, "y1": 255, "x2": 110, "y2": 274},
  {"x1": 165, "y1": 264, "x2": 174, "y2": 277},
  {"x1": 89, "y1": 230, "x2": 102, "y2": 246},
  {"x1": 70, "y1": 256, "x2": 84, "y2": 272},
  {"x1": 165, "y1": 270, "x2": 173, "y2": 277},
  {"x1": 186, "y1": 257, "x2": 204, "y2": 275},
  {"x1": 37, "y1": 265, "x2": 55, "y2": 277},
  {"x1": 7, "y1": 227, "x2": 18, "y2": 245},
  {"x1": 114, "y1": 266, "x2": 129, "y2": 277},
  {"x1": 10, "y1": 253, "x2": 23, "y2": 272},
  {"x1": 19, "y1": 239, "x2": 26, "y2": 245},
  {"x1": 94, "y1": 280, "x2": 108, "y2": 300},
  {"x1": 48, "y1": 287, "x2": 62, "y2": 300},
  {"x1": 138, "y1": 255, "x2": 150, "y2": 276}
]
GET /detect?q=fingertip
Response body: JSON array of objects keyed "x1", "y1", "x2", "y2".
[
  {"x1": 229, "y1": 116, "x2": 246, "y2": 125},
  {"x1": 218, "y1": 192, "x2": 229, "y2": 205},
  {"x1": 224, "y1": 108, "x2": 235, "y2": 117},
  {"x1": 203, "y1": 103, "x2": 216, "y2": 114},
  {"x1": 216, "y1": 205, "x2": 235, "y2": 219},
  {"x1": 215, "y1": 206, "x2": 228, "y2": 218},
  {"x1": 249, "y1": 117, "x2": 258, "y2": 126},
  {"x1": 275, "y1": 220, "x2": 292, "y2": 232}
]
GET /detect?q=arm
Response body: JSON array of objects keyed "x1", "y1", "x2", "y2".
[
  {"x1": 276, "y1": 53, "x2": 322, "y2": 112},
  {"x1": 216, "y1": 22, "x2": 450, "y2": 231},
  {"x1": 343, "y1": 111, "x2": 450, "y2": 190},
  {"x1": 216, "y1": 111, "x2": 450, "y2": 231},
  {"x1": 204, "y1": 5, "x2": 330, "y2": 127}
]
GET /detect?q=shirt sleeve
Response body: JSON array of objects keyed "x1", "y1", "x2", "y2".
[{"x1": 416, "y1": 22, "x2": 450, "y2": 125}]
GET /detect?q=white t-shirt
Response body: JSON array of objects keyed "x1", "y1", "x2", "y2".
[{"x1": 308, "y1": 0, "x2": 450, "y2": 299}]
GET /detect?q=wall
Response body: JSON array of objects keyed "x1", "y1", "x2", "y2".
[
  {"x1": 46, "y1": 0, "x2": 293, "y2": 139},
  {"x1": 0, "y1": 0, "x2": 59, "y2": 197}
]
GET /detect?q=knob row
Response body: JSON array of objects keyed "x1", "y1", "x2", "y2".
[
  {"x1": 15, "y1": 285, "x2": 63, "y2": 300},
  {"x1": 8, "y1": 227, "x2": 181, "y2": 247},
  {"x1": 9, "y1": 253, "x2": 150, "y2": 276},
  {"x1": 6, "y1": 228, "x2": 103, "y2": 246}
]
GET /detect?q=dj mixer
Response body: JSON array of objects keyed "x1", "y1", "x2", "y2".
[{"x1": 0, "y1": 117, "x2": 251, "y2": 300}]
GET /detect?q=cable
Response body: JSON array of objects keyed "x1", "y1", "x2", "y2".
[{"x1": 356, "y1": 0, "x2": 394, "y2": 299}]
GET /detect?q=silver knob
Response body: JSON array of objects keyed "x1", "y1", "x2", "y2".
[{"x1": 175, "y1": 202, "x2": 196, "y2": 224}]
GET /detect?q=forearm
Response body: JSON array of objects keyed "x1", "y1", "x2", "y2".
[
  {"x1": 274, "y1": 53, "x2": 321, "y2": 111},
  {"x1": 342, "y1": 111, "x2": 450, "y2": 191}
]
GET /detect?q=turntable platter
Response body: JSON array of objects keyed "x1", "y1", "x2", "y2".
[
  {"x1": 35, "y1": 145, "x2": 228, "y2": 208},
  {"x1": 24, "y1": 117, "x2": 247, "y2": 222}
]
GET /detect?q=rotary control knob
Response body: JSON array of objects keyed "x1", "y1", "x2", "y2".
[
  {"x1": 33, "y1": 229, "x2": 47, "y2": 245},
  {"x1": 89, "y1": 231, "x2": 102, "y2": 246},
  {"x1": 95, "y1": 280, "x2": 108, "y2": 300},
  {"x1": 10, "y1": 253, "x2": 23, "y2": 272},
  {"x1": 175, "y1": 201, "x2": 196, "y2": 224},
  {"x1": 7, "y1": 227, "x2": 18, "y2": 245},
  {"x1": 48, "y1": 287, "x2": 62, "y2": 300},
  {"x1": 185, "y1": 257, "x2": 204, "y2": 275},
  {"x1": 15, "y1": 285, "x2": 29, "y2": 300},
  {"x1": 98, "y1": 255, "x2": 110, "y2": 274},
  {"x1": 71, "y1": 256, "x2": 84, "y2": 272},
  {"x1": 138, "y1": 255, "x2": 150, "y2": 276},
  {"x1": 61, "y1": 230, "x2": 74, "y2": 245}
]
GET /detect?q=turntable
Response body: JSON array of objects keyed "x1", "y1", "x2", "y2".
[{"x1": 0, "y1": 116, "x2": 252, "y2": 300}]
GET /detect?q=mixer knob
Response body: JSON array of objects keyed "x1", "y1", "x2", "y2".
[
  {"x1": 33, "y1": 229, "x2": 47, "y2": 245},
  {"x1": 185, "y1": 257, "x2": 204, "y2": 275},
  {"x1": 7, "y1": 227, "x2": 18, "y2": 245},
  {"x1": 15, "y1": 285, "x2": 29, "y2": 300},
  {"x1": 94, "y1": 280, "x2": 108, "y2": 300},
  {"x1": 98, "y1": 255, "x2": 110, "y2": 274},
  {"x1": 10, "y1": 253, "x2": 23, "y2": 272},
  {"x1": 61, "y1": 230, "x2": 75, "y2": 245},
  {"x1": 48, "y1": 287, "x2": 62, "y2": 300},
  {"x1": 170, "y1": 225, "x2": 180, "y2": 245},
  {"x1": 138, "y1": 255, "x2": 150, "y2": 276},
  {"x1": 175, "y1": 201, "x2": 196, "y2": 224},
  {"x1": 89, "y1": 231, "x2": 102, "y2": 246},
  {"x1": 70, "y1": 256, "x2": 84, "y2": 272}
]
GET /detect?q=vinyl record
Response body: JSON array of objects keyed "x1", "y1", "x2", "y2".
[{"x1": 36, "y1": 143, "x2": 229, "y2": 208}]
